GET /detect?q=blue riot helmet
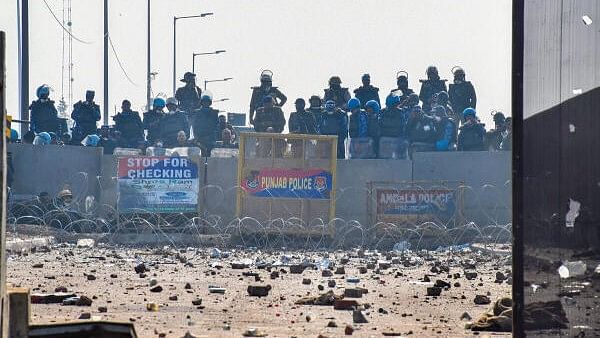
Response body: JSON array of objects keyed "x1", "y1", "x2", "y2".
[
  {"x1": 347, "y1": 98, "x2": 361, "y2": 110},
  {"x1": 36, "y1": 85, "x2": 50, "y2": 99},
  {"x1": 82, "y1": 134, "x2": 100, "y2": 146},
  {"x1": 153, "y1": 97, "x2": 166, "y2": 110},
  {"x1": 385, "y1": 94, "x2": 401, "y2": 108},
  {"x1": 34, "y1": 132, "x2": 52, "y2": 145},
  {"x1": 463, "y1": 107, "x2": 477, "y2": 119},
  {"x1": 365, "y1": 100, "x2": 380, "y2": 114}
]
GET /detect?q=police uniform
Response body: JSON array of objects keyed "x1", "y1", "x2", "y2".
[
  {"x1": 29, "y1": 99, "x2": 59, "y2": 134},
  {"x1": 175, "y1": 85, "x2": 203, "y2": 113},
  {"x1": 71, "y1": 100, "x2": 101, "y2": 144},
  {"x1": 249, "y1": 86, "x2": 287, "y2": 119},
  {"x1": 323, "y1": 88, "x2": 351, "y2": 109},
  {"x1": 113, "y1": 110, "x2": 144, "y2": 148}
]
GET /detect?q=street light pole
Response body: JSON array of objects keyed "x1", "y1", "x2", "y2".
[
  {"x1": 192, "y1": 50, "x2": 226, "y2": 74},
  {"x1": 146, "y1": 0, "x2": 151, "y2": 110},
  {"x1": 172, "y1": 13, "x2": 213, "y2": 96},
  {"x1": 204, "y1": 77, "x2": 233, "y2": 91}
]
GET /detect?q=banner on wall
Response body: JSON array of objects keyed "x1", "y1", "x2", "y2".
[
  {"x1": 241, "y1": 168, "x2": 332, "y2": 199},
  {"x1": 117, "y1": 156, "x2": 199, "y2": 213},
  {"x1": 374, "y1": 187, "x2": 457, "y2": 223}
]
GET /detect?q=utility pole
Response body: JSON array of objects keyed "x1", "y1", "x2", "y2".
[
  {"x1": 18, "y1": 0, "x2": 29, "y2": 136},
  {"x1": 146, "y1": 0, "x2": 151, "y2": 110},
  {"x1": 103, "y1": 0, "x2": 109, "y2": 125}
]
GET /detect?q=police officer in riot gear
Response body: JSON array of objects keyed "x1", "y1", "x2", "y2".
[
  {"x1": 160, "y1": 97, "x2": 189, "y2": 148},
  {"x1": 254, "y1": 95, "x2": 286, "y2": 133},
  {"x1": 307, "y1": 95, "x2": 324, "y2": 130},
  {"x1": 431, "y1": 105, "x2": 457, "y2": 151},
  {"x1": 318, "y1": 100, "x2": 348, "y2": 159},
  {"x1": 143, "y1": 98, "x2": 166, "y2": 145},
  {"x1": 353, "y1": 74, "x2": 380, "y2": 109},
  {"x1": 379, "y1": 94, "x2": 410, "y2": 159},
  {"x1": 191, "y1": 94, "x2": 219, "y2": 156},
  {"x1": 389, "y1": 71, "x2": 414, "y2": 100},
  {"x1": 249, "y1": 70, "x2": 287, "y2": 126},
  {"x1": 448, "y1": 67, "x2": 477, "y2": 123},
  {"x1": 113, "y1": 99, "x2": 144, "y2": 148},
  {"x1": 418, "y1": 66, "x2": 447, "y2": 113},
  {"x1": 324, "y1": 76, "x2": 351, "y2": 110},
  {"x1": 175, "y1": 72, "x2": 203, "y2": 114},
  {"x1": 289, "y1": 98, "x2": 317, "y2": 135},
  {"x1": 29, "y1": 85, "x2": 60, "y2": 134},
  {"x1": 71, "y1": 90, "x2": 101, "y2": 145},
  {"x1": 457, "y1": 108, "x2": 486, "y2": 151}
]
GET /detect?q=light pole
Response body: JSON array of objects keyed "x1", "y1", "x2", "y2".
[
  {"x1": 192, "y1": 50, "x2": 226, "y2": 74},
  {"x1": 173, "y1": 12, "x2": 213, "y2": 95},
  {"x1": 204, "y1": 77, "x2": 233, "y2": 91}
]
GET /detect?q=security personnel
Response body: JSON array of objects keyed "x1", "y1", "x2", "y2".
[
  {"x1": 379, "y1": 95, "x2": 408, "y2": 139},
  {"x1": 190, "y1": 95, "x2": 219, "y2": 156},
  {"x1": 307, "y1": 95, "x2": 324, "y2": 130},
  {"x1": 323, "y1": 76, "x2": 351, "y2": 110},
  {"x1": 457, "y1": 108, "x2": 486, "y2": 151},
  {"x1": 348, "y1": 98, "x2": 380, "y2": 158},
  {"x1": 71, "y1": 90, "x2": 101, "y2": 145},
  {"x1": 288, "y1": 98, "x2": 317, "y2": 135},
  {"x1": 418, "y1": 66, "x2": 447, "y2": 112},
  {"x1": 113, "y1": 99, "x2": 144, "y2": 148},
  {"x1": 318, "y1": 100, "x2": 348, "y2": 159},
  {"x1": 175, "y1": 72, "x2": 203, "y2": 114},
  {"x1": 249, "y1": 70, "x2": 287, "y2": 126},
  {"x1": 253, "y1": 95, "x2": 286, "y2": 133},
  {"x1": 143, "y1": 98, "x2": 166, "y2": 145},
  {"x1": 160, "y1": 97, "x2": 189, "y2": 148},
  {"x1": 431, "y1": 105, "x2": 457, "y2": 151},
  {"x1": 448, "y1": 67, "x2": 477, "y2": 121},
  {"x1": 29, "y1": 85, "x2": 60, "y2": 134},
  {"x1": 389, "y1": 71, "x2": 414, "y2": 100},
  {"x1": 353, "y1": 74, "x2": 380, "y2": 109}
]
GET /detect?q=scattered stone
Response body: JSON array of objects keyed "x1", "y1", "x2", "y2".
[
  {"x1": 149, "y1": 278, "x2": 158, "y2": 287},
  {"x1": 295, "y1": 291, "x2": 342, "y2": 306},
  {"x1": 378, "y1": 307, "x2": 389, "y2": 314},
  {"x1": 358, "y1": 266, "x2": 368, "y2": 274},
  {"x1": 474, "y1": 294, "x2": 491, "y2": 305},
  {"x1": 495, "y1": 272, "x2": 506, "y2": 283},
  {"x1": 247, "y1": 285, "x2": 271, "y2": 297},
  {"x1": 344, "y1": 288, "x2": 363, "y2": 298},
  {"x1": 150, "y1": 285, "x2": 163, "y2": 293},
  {"x1": 76, "y1": 239, "x2": 95, "y2": 248},
  {"x1": 169, "y1": 295, "x2": 178, "y2": 301},
  {"x1": 78, "y1": 312, "x2": 91, "y2": 319},
  {"x1": 31, "y1": 292, "x2": 77, "y2": 304},
  {"x1": 426, "y1": 287, "x2": 442, "y2": 297},
  {"x1": 134, "y1": 263, "x2": 148, "y2": 274},
  {"x1": 184, "y1": 282, "x2": 192, "y2": 289},
  {"x1": 302, "y1": 278, "x2": 312, "y2": 285},
  {"x1": 434, "y1": 280, "x2": 451, "y2": 289},
  {"x1": 146, "y1": 302, "x2": 159, "y2": 312},
  {"x1": 270, "y1": 271, "x2": 279, "y2": 279},
  {"x1": 327, "y1": 320, "x2": 337, "y2": 327},
  {"x1": 321, "y1": 269, "x2": 333, "y2": 277},
  {"x1": 86, "y1": 274, "x2": 96, "y2": 281},
  {"x1": 32, "y1": 263, "x2": 44, "y2": 268},
  {"x1": 460, "y1": 312, "x2": 472, "y2": 321},
  {"x1": 352, "y1": 310, "x2": 368, "y2": 323},
  {"x1": 290, "y1": 265, "x2": 305, "y2": 274},
  {"x1": 465, "y1": 271, "x2": 478, "y2": 280},
  {"x1": 345, "y1": 324, "x2": 354, "y2": 335},
  {"x1": 192, "y1": 299, "x2": 202, "y2": 306},
  {"x1": 242, "y1": 328, "x2": 267, "y2": 337},
  {"x1": 110, "y1": 274, "x2": 118, "y2": 278},
  {"x1": 328, "y1": 280, "x2": 336, "y2": 288},
  {"x1": 334, "y1": 299, "x2": 359, "y2": 310},
  {"x1": 208, "y1": 286, "x2": 226, "y2": 294},
  {"x1": 62, "y1": 296, "x2": 93, "y2": 306},
  {"x1": 378, "y1": 261, "x2": 391, "y2": 270},
  {"x1": 54, "y1": 286, "x2": 68, "y2": 293},
  {"x1": 335, "y1": 267, "x2": 346, "y2": 275}
]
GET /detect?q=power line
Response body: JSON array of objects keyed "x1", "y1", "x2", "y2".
[
  {"x1": 42, "y1": 0, "x2": 92, "y2": 44},
  {"x1": 108, "y1": 33, "x2": 138, "y2": 86}
]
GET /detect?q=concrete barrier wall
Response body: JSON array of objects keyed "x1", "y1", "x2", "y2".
[
  {"x1": 8, "y1": 145, "x2": 511, "y2": 225},
  {"x1": 8, "y1": 143, "x2": 103, "y2": 200}
]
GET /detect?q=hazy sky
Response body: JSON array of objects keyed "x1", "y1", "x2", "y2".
[{"x1": 1, "y1": 0, "x2": 511, "y2": 128}]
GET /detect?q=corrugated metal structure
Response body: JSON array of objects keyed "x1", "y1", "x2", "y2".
[{"x1": 519, "y1": 0, "x2": 600, "y2": 336}]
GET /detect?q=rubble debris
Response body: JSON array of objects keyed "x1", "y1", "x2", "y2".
[
  {"x1": 146, "y1": 302, "x2": 159, "y2": 312},
  {"x1": 290, "y1": 264, "x2": 305, "y2": 274},
  {"x1": 426, "y1": 287, "x2": 442, "y2": 297},
  {"x1": 208, "y1": 286, "x2": 226, "y2": 294},
  {"x1": 353, "y1": 309, "x2": 368, "y2": 323},
  {"x1": 247, "y1": 285, "x2": 271, "y2": 297},
  {"x1": 334, "y1": 299, "x2": 360, "y2": 310},
  {"x1": 344, "y1": 324, "x2": 354, "y2": 335},
  {"x1": 344, "y1": 288, "x2": 363, "y2": 298},
  {"x1": 335, "y1": 267, "x2": 346, "y2": 274},
  {"x1": 191, "y1": 299, "x2": 202, "y2": 306},
  {"x1": 474, "y1": 295, "x2": 491, "y2": 305},
  {"x1": 150, "y1": 285, "x2": 163, "y2": 293},
  {"x1": 76, "y1": 239, "x2": 95, "y2": 248},
  {"x1": 242, "y1": 328, "x2": 267, "y2": 337},
  {"x1": 62, "y1": 296, "x2": 93, "y2": 306},
  {"x1": 31, "y1": 292, "x2": 77, "y2": 304},
  {"x1": 134, "y1": 263, "x2": 148, "y2": 274},
  {"x1": 295, "y1": 291, "x2": 342, "y2": 306}
]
